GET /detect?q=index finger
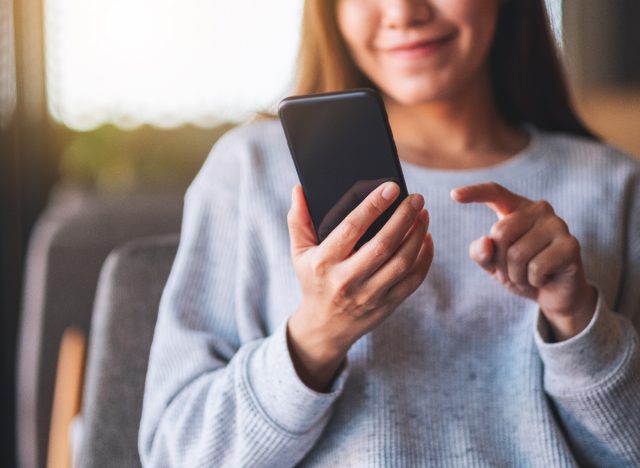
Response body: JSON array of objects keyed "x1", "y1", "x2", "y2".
[
  {"x1": 450, "y1": 182, "x2": 529, "y2": 218},
  {"x1": 318, "y1": 181, "x2": 403, "y2": 262}
]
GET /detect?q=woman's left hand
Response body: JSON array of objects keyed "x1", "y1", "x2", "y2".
[{"x1": 451, "y1": 182, "x2": 597, "y2": 342}]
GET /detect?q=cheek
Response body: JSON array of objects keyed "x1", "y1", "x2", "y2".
[
  {"x1": 336, "y1": 1, "x2": 378, "y2": 64},
  {"x1": 447, "y1": 0, "x2": 500, "y2": 53}
]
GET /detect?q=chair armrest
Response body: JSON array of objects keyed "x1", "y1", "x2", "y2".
[{"x1": 47, "y1": 327, "x2": 86, "y2": 468}]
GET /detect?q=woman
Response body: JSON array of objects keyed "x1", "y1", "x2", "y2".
[{"x1": 139, "y1": 0, "x2": 640, "y2": 466}]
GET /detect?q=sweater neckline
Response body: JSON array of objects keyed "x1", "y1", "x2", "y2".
[{"x1": 398, "y1": 125, "x2": 549, "y2": 188}]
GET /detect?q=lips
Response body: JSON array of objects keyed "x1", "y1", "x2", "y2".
[{"x1": 383, "y1": 32, "x2": 456, "y2": 57}]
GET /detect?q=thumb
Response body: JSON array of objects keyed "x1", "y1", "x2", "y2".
[
  {"x1": 469, "y1": 236, "x2": 496, "y2": 274},
  {"x1": 287, "y1": 185, "x2": 318, "y2": 254}
]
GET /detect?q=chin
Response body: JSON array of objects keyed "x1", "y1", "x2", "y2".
[{"x1": 380, "y1": 79, "x2": 452, "y2": 106}]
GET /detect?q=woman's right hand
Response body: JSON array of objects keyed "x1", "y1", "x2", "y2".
[{"x1": 286, "y1": 181, "x2": 434, "y2": 392}]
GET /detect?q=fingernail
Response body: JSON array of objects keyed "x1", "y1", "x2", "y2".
[
  {"x1": 381, "y1": 182, "x2": 399, "y2": 200},
  {"x1": 411, "y1": 194, "x2": 424, "y2": 209}
]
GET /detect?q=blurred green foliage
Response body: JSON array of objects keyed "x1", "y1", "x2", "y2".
[{"x1": 57, "y1": 123, "x2": 236, "y2": 192}]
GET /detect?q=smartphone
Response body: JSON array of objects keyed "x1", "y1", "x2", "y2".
[{"x1": 278, "y1": 88, "x2": 409, "y2": 251}]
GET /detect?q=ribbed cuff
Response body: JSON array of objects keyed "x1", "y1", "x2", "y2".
[
  {"x1": 245, "y1": 319, "x2": 350, "y2": 436},
  {"x1": 534, "y1": 287, "x2": 637, "y2": 393}
]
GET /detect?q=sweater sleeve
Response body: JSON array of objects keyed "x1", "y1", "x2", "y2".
[
  {"x1": 534, "y1": 173, "x2": 640, "y2": 467},
  {"x1": 138, "y1": 131, "x2": 350, "y2": 467}
]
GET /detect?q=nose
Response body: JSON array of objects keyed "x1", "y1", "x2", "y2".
[{"x1": 381, "y1": 0, "x2": 433, "y2": 29}]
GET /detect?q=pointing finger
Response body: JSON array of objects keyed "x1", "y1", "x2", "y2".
[{"x1": 450, "y1": 182, "x2": 529, "y2": 219}]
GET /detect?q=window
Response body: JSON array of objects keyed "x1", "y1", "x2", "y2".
[
  {"x1": 44, "y1": 0, "x2": 304, "y2": 130},
  {"x1": 0, "y1": 0, "x2": 16, "y2": 129},
  {"x1": 546, "y1": 0, "x2": 562, "y2": 47}
]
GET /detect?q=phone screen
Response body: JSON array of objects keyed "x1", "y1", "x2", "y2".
[{"x1": 279, "y1": 88, "x2": 409, "y2": 250}]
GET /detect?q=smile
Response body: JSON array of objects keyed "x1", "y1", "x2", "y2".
[{"x1": 383, "y1": 32, "x2": 457, "y2": 59}]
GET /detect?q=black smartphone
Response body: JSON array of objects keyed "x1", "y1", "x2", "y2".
[{"x1": 278, "y1": 88, "x2": 409, "y2": 251}]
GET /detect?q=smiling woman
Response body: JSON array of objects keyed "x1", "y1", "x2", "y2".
[
  {"x1": 138, "y1": 0, "x2": 640, "y2": 467},
  {"x1": 44, "y1": 0, "x2": 304, "y2": 130}
]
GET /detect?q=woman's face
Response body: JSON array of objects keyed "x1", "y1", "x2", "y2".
[{"x1": 336, "y1": 0, "x2": 502, "y2": 105}]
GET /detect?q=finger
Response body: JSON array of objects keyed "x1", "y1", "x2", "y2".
[
  {"x1": 527, "y1": 237, "x2": 581, "y2": 288},
  {"x1": 505, "y1": 227, "x2": 553, "y2": 287},
  {"x1": 505, "y1": 214, "x2": 570, "y2": 287},
  {"x1": 341, "y1": 195, "x2": 426, "y2": 279},
  {"x1": 469, "y1": 236, "x2": 496, "y2": 274},
  {"x1": 318, "y1": 180, "x2": 408, "y2": 262},
  {"x1": 488, "y1": 210, "x2": 537, "y2": 284},
  {"x1": 490, "y1": 210, "x2": 537, "y2": 246},
  {"x1": 359, "y1": 212, "x2": 427, "y2": 297},
  {"x1": 384, "y1": 233, "x2": 435, "y2": 305},
  {"x1": 450, "y1": 182, "x2": 529, "y2": 219},
  {"x1": 398, "y1": 208, "x2": 427, "y2": 244},
  {"x1": 287, "y1": 185, "x2": 319, "y2": 254},
  {"x1": 317, "y1": 178, "x2": 388, "y2": 241}
]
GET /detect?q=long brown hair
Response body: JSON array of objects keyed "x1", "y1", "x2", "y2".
[{"x1": 280, "y1": 0, "x2": 595, "y2": 139}]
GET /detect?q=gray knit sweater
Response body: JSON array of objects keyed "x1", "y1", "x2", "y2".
[{"x1": 138, "y1": 119, "x2": 640, "y2": 467}]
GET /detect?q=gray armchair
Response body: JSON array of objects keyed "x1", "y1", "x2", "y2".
[
  {"x1": 17, "y1": 187, "x2": 183, "y2": 468},
  {"x1": 77, "y1": 234, "x2": 179, "y2": 468}
]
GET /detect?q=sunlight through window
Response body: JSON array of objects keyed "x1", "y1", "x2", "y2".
[
  {"x1": 44, "y1": 0, "x2": 304, "y2": 130},
  {"x1": 0, "y1": 0, "x2": 16, "y2": 129}
]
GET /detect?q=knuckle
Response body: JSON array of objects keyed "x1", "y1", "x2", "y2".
[
  {"x1": 535, "y1": 199, "x2": 554, "y2": 215},
  {"x1": 338, "y1": 218, "x2": 360, "y2": 242},
  {"x1": 507, "y1": 245, "x2": 526, "y2": 264},
  {"x1": 564, "y1": 236, "x2": 581, "y2": 256},
  {"x1": 331, "y1": 280, "x2": 352, "y2": 306},
  {"x1": 488, "y1": 182, "x2": 502, "y2": 192},
  {"x1": 564, "y1": 262, "x2": 579, "y2": 277},
  {"x1": 368, "y1": 197, "x2": 387, "y2": 217},
  {"x1": 490, "y1": 224, "x2": 508, "y2": 243},
  {"x1": 384, "y1": 284, "x2": 402, "y2": 304},
  {"x1": 329, "y1": 295, "x2": 347, "y2": 314},
  {"x1": 353, "y1": 292, "x2": 374, "y2": 315},
  {"x1": 528, "y1": 261, "x2": 544, "y2": 284},
  {"x1": 371, "y1": 237, "x2": 392, "y2": 260},
  {"x1": 391, "y1": 255, "x2": 413, "y2": 277},
  {"x1": 309, "y1": 255, "x2": 329, "y2": 276},
  {"x1": 528, "y1": 260, "x2": 541, "y2": 275},
  {"x1": 548, "y1": 216, "x2": 568, "y2": 233},
  {"x1": 512, "y1": 270, "x2": 527, "y2": 287},
  {"x1": 335, "y1": 288, "x2": 370, "y2": 319},
  {"x1": 331, "y1": 268, "x2": 358, "y2": 296}
]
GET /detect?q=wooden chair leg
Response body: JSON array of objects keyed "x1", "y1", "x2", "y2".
[{"x1": 47, "y1": 327, "x2": 86, "y2": 468}]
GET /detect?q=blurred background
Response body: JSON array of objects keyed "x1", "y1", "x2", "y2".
[{"x1": 0, "y1": 0, "x2": 638, "y2": 467}]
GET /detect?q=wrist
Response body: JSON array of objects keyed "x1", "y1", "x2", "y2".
[
  {"x1": 544, "y1": 284, "x2": 597, "y2": 342},
  {"x1": 286, "y1": 312, "x2": 349, "y2": 392}
]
